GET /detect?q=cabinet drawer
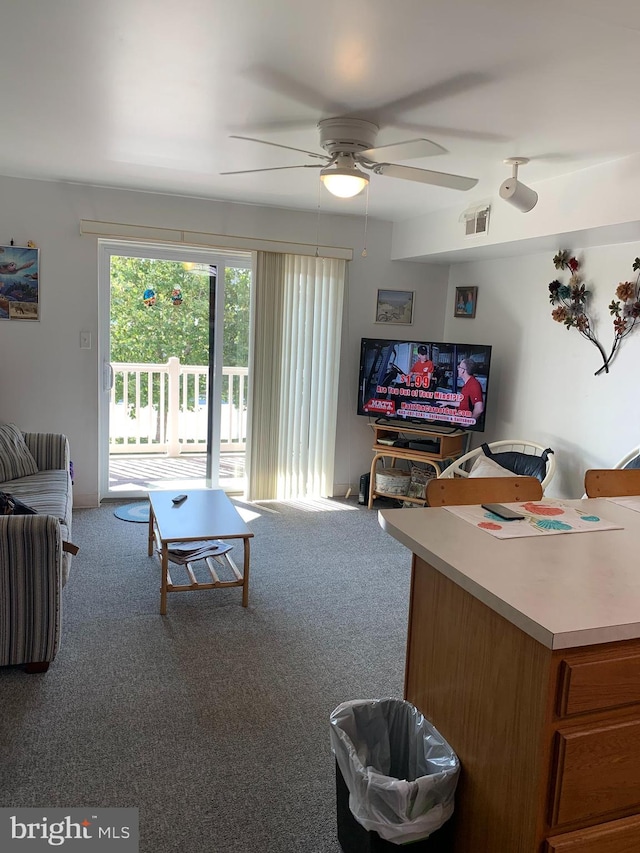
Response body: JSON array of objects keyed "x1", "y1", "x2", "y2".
[
  {"x1": 558, "y1": 653, "x2": 640, "y2": 716},
  {"x1": 544, "y1": 813, "x2": 640, "y2": 852},
  {"x1": 550, "y1": 718, "x2": 640, "y2": 826}
]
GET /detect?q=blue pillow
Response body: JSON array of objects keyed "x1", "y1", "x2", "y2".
[{"x1": 481, "y1": 444, "x2": 553, "y2": 482}]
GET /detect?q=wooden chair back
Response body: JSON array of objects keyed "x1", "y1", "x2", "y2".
[
  {"x1": 584, "y1": 469, "x2": 640, "y2": 498},
  {"x1": 426, "y1": 476, "x2": 543, "y2": 507}
]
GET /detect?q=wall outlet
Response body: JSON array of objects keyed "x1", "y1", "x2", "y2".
[{"x1": 80, "y1": 331, "x2": 92, "y2": 349}]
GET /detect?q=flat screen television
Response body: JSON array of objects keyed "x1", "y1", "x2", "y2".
[{"x1": 357, "y1": 337, "x2": 492, "y2": 432}]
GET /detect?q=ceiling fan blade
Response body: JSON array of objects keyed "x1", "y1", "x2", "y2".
[
  {"x1": 220, "y1": 164, "x2": 324, "y2": 175},
  {"x1": 373, "y1": 72, "x2": 492, "y2": 117},
  {"x1": 360, "y1": 139, "x2": 446, "y2": 163},
  {"x1": 392, "y1": 120, "x2": 509, "y2": 143},
  {"x1": 228, "y1": 118, "x2": 316, "y2": 135},
  {"x1": 242, "y1": 65, "x2": 350, "y2": 115},
  {"x1": 230, "y1": 135, "x2": 328, "y2": 161},
  {"x1": 373, "y1": 163, "x2": 478, "y2": 191}
]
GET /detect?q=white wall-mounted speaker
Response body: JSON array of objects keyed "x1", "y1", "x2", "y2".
[
  {"x1": 500, "y1": 157, "x2": 538, "y2": 212},
  {"x1": 499, "y1": 178, "x2": 538, "y2": 213}
]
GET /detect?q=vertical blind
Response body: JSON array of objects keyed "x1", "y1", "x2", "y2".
[
  {"x1": 247, "y1": 252, "x2": 346, "y2": 500},
  {"x1": 246, "y1": 251, "x2": 285, "y2": 500}
]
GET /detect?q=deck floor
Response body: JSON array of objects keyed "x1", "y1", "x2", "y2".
[{"x1": 108, "y1": 452, "x2": 245, "y2": 493}]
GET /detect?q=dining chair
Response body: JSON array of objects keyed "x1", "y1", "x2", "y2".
[
  {"x1": 426, "y1": 476, "x2": 543, "y2": 507},
  {"x1": 584, "y1": 468, "x2": 640, "y2": 498}
]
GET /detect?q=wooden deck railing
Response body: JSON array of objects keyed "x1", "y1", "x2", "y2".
[{"x1": 110, "y1": 358, "x2": 248, "y2": 455}]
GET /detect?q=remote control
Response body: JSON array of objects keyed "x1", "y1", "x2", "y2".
[{"x1": 172, "y1": 494, "x2": 188, "y2": 504}]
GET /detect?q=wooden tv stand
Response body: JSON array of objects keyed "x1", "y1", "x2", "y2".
[{"x1": 367, "y1": 422, "x2": 466, "y2": 508}]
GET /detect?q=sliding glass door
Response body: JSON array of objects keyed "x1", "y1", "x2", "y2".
[{"x1": 98, "y1": 241, "x2": 251, "y2": 499}]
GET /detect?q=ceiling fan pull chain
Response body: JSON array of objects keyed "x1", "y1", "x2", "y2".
[{"x1": 315, "y1": 177, "x2": 322, "y2": 258}]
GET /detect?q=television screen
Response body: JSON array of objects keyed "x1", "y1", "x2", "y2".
[{"x1": 357, "y1": 337, "x2": 492, "y2": 432}]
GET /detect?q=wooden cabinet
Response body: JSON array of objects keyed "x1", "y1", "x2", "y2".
[
  {"x1": 404, "y1": 557, "x2": 640, "y2": 852},
  {"x1": 557, "y1": 650, "x2": 640, "y2": 716},
  {"x1": 544, "y1": 815, "x2": 640, "y2": 852},
  {"x1": 550, "y1": 718, "x2": 640, "y2": 826},
  {"x1": 549, "y1": 642, "x2": 640, "y2": 839},
  {"x1": 367, "y1": 423, "x2": 466, "y2": 508}
]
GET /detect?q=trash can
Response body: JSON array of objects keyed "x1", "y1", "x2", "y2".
[{"x1": 330, "y1": 698, "x2": 460, "y2": 851}]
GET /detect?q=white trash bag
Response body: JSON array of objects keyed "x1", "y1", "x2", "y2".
[{"x1": 330, "y1": 698, "x2": 460, "y2": 844}]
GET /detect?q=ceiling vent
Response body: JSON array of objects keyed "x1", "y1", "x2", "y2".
[{"x1": 461, "y1": 204, "x2": 490, "y2": 237}]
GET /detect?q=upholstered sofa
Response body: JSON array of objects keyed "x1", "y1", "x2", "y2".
[{"x1": 0, "y1": 427, "x2": 73, "y2": 672}]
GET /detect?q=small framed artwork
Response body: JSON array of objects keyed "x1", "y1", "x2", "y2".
[
  {"x1": 0, "y1": 244, "x2": 40, "y2": 321},
  {"x1": 375, "y1": 289, "x2": 414, "y2": 325},
  {"x1": 454, "y1": 286, "x2": 477, "y2": 319}
]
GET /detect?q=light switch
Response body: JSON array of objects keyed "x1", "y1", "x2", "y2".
[{"x1": 80, "y1": 331, "x2": 92, "y2": 349}]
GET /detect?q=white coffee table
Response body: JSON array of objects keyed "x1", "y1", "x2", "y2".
[{"x1": 148, "y1": 489, "x2": 253, "y2": 614}]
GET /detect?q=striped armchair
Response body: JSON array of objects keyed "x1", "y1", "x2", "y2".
[{"x1": 0, "y1": 432, "x2": 73, "y2": 673}]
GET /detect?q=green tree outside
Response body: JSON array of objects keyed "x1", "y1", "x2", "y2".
[
  {"x1": 109, "y1": 257, "x2": 250, "y2": 420},
  {"x1": 110, "y1": 257, "x2": 250, "y2": 366}
]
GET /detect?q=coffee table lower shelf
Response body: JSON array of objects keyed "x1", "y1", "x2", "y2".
[{"x1": 154, "y1": 532, "x2": 246, "y2": 595}]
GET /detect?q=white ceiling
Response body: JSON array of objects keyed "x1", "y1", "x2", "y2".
[{"x1": 3, "y1": 0, "x2": 640, "y2": 223}]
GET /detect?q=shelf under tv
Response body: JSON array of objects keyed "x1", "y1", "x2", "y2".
[{"x1": 367, "y1": 423, "x2": 469, "y2": 509}]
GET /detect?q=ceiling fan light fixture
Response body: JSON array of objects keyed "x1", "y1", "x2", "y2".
[{"x1": 320, "y1": 166, "x2": 369, "y2": 198}]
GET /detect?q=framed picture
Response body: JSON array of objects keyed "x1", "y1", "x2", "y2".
[
  {"x1": 375, "y1": 289, "x2": 414, "y2": 325},
  {"x1": 454, "y1": 286, "x2": 477, "y2": 319},
  {"x1": 0, "y1": 245, "x2": 40, "y2": 321}
]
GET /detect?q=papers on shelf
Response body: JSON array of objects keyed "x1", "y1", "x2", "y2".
[
  {"x1": 165, "y1": 540, "x2": 232, "y2": 564},
  {"x1": 606, "y1": 496, "x2": 640, "y2": 513},
  {"x1": 443, "y1": 501, "x2": 623, "y2": 539}
]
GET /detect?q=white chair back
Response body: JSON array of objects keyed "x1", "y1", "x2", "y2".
[
  {"x1": 615, "y1": 448, "x2": 640, "y2": 469},
  {"x1": 438, "y1": 440, "x2": 556, "y2": 490}
]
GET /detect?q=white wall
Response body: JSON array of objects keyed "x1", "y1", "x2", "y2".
[
  {"x1": 444, "y1": 243, "x2": 640, "y2": 498},
  {"x1": 392, "y1": 153, "x2": 640, "y2": 263},
  {"x1": 338, "y1": 259, "x2": 449, "y2": 494},
  {"x1": 0, "y1": 175, "x2": 447, "y2": 505}
]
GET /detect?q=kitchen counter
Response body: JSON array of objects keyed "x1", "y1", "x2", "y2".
[
  {"x1": 380, "y1": 497, "x2": 640, "y2": 650},
  {"x1": 379, "y1": 497, "x2": 640, "y2": 852}
]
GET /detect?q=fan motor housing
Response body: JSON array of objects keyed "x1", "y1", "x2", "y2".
[{"x1": 318, "y1": 118, "x2": 379, "y2": 155}]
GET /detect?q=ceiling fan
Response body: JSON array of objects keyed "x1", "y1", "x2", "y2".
[{"x1": 221, "y1": 117, "x2": 479, "y2": 198}]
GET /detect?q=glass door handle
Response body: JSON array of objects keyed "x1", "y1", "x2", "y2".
[{"x1": 103, "y1": 361, "x2": 114, "y2": 392}]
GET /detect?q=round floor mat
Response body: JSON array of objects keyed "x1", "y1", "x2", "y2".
[{"x1": 113, "y1": 502, "x2": 150, "y2": 523}]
